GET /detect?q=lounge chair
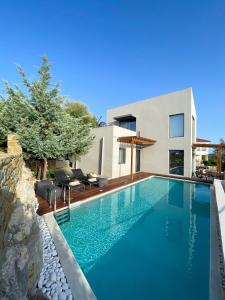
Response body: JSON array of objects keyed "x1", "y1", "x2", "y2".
[
  {"x1": 54, "y1": 169, "x2": 85, "y2": 201},
  {"x1": 72, "y1": 168, "x2": 90, "y2": 183},
  {"x1": 72, "y1": 168, "x2": 99, "y2": 188},
  {"x1": 54, "y1": 169, "x2": 71, "y2": 186},
  {"x1": 87, "y1": 173, "x2": 108, "y2": 187}
]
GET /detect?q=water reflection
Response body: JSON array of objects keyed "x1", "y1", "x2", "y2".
[{"x1": 59, "y1": 177, "x2": 210, "y2": 300}]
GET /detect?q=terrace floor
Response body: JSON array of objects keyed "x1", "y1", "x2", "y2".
[{"x1": 36, "y1": 172, "x2": 212, "y2": 216}]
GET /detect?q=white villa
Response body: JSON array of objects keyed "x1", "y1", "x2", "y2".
[
  {"x1": 78, "y1": 88, "x2": 197, "y2": 178},
  {"x1": 195, "y1": 138, "x2": 211, "y2": 165}
]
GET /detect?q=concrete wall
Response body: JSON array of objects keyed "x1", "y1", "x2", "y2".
[
  {"x1": 77, "y1": 126, "x2": 135, "y2": 178},
  {"x1": 107, "y1": 88, "x2": 196, "y2": 177},
  {"x1": 111, "y1": 126, "x2": 136, "y2": 178},
  {"x1": 195, "y1": 142, "x2": 209, "y2": 164},
  {"x1": 77, "y1": 126, "x2": 114, "y2": 178}
]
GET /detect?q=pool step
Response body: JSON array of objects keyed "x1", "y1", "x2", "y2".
[{"x1": 54, "y1": 208, "x2": 70, "y2": 225}]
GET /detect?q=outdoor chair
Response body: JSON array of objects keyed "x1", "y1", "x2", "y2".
[
  {"x1": 72, "y1": 168, "x2": 90, "y2": 183},
  {"x1": 54, "y1": 169, "x2": 72, "y2": 185},
  {"x1": 72, "y1": 168, "x2": 101, "y2": 188},
  {"x1": 54, "y1": 169, "x2": 85, "y2": 202},
  {"x1": 35, "y1": 180, "x2": 62, "y2": 210}
]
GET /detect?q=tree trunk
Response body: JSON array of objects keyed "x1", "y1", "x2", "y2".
[
  {"x1": 72, "y1": 159, "x2": 76, "y2": 168},
  {"x1": 42, "y1": 159, "x2": 48, "y2": 180},
  {"x1": 37, "y1": 161, "x2": 42, "y2": 180}
]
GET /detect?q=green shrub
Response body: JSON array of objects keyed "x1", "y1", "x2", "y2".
[
  {"x1": 46, "y1": 168, "x2": 56, "y2": 179},
  {"x1": 203, "y1": 159, "x2": 216, "y2": 166}
]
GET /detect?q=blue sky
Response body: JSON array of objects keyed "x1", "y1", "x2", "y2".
[{"x1": 0, "y1": 0, "x2": 224, "y2": 142}]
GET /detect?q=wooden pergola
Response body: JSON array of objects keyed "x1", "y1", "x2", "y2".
[
  {"x1": 192, "y1": 143, "x2": 225, "y2": 178},
  {"x1": 117, "y1": 136, "x2": 156, "y2": 180}
]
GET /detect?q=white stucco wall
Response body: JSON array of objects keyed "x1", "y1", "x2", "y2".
[
  {"x1": 195, "y1": 143, "x2": 209, "y2": 157},
  {"x1": 107, "y1": 88, "x2": 197, "y2": 177},
  {"x1": 111, "y1": 126, "x2": 136, "y2": 178},
  {"x1": 77, "y1": 126, "x2": 135, "y2": 179},
  {"x1": 77, "y1": 126, "x2": 114, "y2": 178},
  {"x1": 195, "y1": 143, "x2": 209, "y2": 165}
]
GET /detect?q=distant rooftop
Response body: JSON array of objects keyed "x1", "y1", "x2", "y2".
[{"x1": 196, "y1": 138, "x2": 211, "y2": 143}]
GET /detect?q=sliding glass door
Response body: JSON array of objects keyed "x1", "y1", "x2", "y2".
[
  {"x1": 169, "y1": 150, "x2": 184, "y2": 175},
  {"x1": 136, "y1": 149, "x2": 141, "y2": 172}
]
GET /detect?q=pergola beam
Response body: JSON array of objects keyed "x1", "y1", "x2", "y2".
[
  {"x1": 117, "y1": 136, "x2": 156, "y2": 145},
  {"x1": 192, "y1": 143, "x2": 225, "y2": 149},
  {"x1": 118, "y1": 135, "x2": 156, "y2": 180}
]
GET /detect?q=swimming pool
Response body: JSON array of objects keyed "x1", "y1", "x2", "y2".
[{"x1": 56, "y1": 177, "x2": 210, "y2": 300}]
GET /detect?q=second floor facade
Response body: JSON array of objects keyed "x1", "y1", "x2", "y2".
[
  {"x1": 107, "y1": 88, "x2": 196, "y2": 145},
  {"x1": 107, "y1": 88, "x2": 197, "y2": 177}
]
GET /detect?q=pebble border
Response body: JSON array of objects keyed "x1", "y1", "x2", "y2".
[{"x1": 37, "y1": 216, "x2": 73, "y2": 300}]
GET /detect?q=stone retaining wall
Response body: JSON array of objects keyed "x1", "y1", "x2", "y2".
[{"x1": 0, "y1": 153, "x2": 42, "y2": 299}]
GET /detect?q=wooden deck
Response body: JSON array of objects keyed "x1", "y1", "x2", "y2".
[
  {"x1": 36, "y1": 172, "x2": 212, "y2": 216},
  {"x1": 37, "y1": 172, "x2": 151, "y2": 216}
]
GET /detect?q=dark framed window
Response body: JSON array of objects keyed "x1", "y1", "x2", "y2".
[
  {"x1": 119, "y1": 148, "x2": 126, "y2": 164},
  {"x1": 119, "y1": 120, "x2": 136, "y2": 131},
  {"x1": 114, "y1": 115, "x2": 136, "y2": 131},
  {"x1": 169, "y1": 150, "x2": 184, "y2": 175},
  {"x1": 169, "y1": 114, "x2": 184, "y2": 138}
]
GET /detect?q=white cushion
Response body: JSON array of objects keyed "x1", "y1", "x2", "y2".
[
  {"x1": 69, "y1": 180, "x2": 81, "y2": 186},
  {"x1": 88, "y1": 178, "x2": 97, "y2": 182},
  {"x1": 89, "y1": 172, "x2": 98, "y2": 178}
]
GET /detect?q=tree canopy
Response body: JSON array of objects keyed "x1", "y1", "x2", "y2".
[
  {"x1": 0, "y1": 56, "x2": 94, "y2": 178},
  {"x1": 64, "y1": 101, "x2": 98, "y2": 128}
]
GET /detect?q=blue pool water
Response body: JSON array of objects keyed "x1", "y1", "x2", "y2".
[{"x1": 57, "y1": 177, "x2": 210, "y2": 300}]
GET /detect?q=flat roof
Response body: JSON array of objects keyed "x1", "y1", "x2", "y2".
[{"x1": 114, "y1": 114, "x2": 136, "y2": 122}]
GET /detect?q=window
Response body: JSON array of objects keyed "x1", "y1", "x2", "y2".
[
  {"x1": 114, "y1": 115, "x2": 136, "y2": 131},
  {"x1": 119, "y1": 120, "x2": 136, "y2": 131},
  {"x1": 119, "y1": 148, "x2": 126, "y2": 164},
  {"x1": 169, "y1": 150, "x2": 184, "y2": 175},
  {"x1": 169, "y1": 114, "x2": 184, "y2": 138}
]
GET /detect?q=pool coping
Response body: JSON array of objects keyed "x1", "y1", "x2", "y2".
[
  {"x1": 155, "y1": 175, "x2": 211, "y2": 185},
  {"x1": 211, "y1": 179, "x2": 225, "y2": 300},
  {"x1": 213, "y1": 180, "x2": 225, "y2": 258},
  {"x1": 43, "y1": 175, "x2": 212, "y2": 300}
]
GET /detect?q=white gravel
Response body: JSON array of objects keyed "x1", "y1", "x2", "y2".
[{"x1": 37, "y1": 216, "x2": 73, "y2": 300}]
